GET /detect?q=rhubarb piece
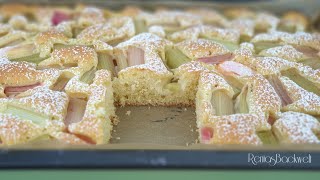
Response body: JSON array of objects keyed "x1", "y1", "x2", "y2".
[
  {"x1": 4, "y1": 83, "x2": 41, "y2": 97},
  {"x1": 257, "y1": 131, "x2": 277, "y2": 144},
  {"x1": 51, "y1": 76, "x2": 70, "y2": 91},
  {"x1": 197, "y1": 53, "x2": 234, "y2": 64},
  {"x1": 0, "y1": 33, "x2": 25, "y2": 48},
  {"x1": 293, "y1": 46, "x2": 320, "y2": 69},
  {"x1": 64, "y1": 98, "x2": 87, "y2": 126},
  {"x1": 217, "y1": 61, "x2": 255, "y2": 95},
  {"x1": 165, "y1": 47, "x2": 191, "y2": 69},
  {"x1": 97, "y1": 53, "x2": 115, "y2": 76},
  {"x1": 200, "y1": 126, "x2": 214, "y2": 143},
  {"x1": 299, "y1": 58, "x2": 320, "y2": 69},
  {"x1": 211, "y1": 90, "x2": 234, "y2": 116},
  {"x1": 73, "y1": 27, "x2": 85, "y2": 37},
  {"x1": 282, "y1": 69, "x2": 320, "y2": 96},
  {"x1": 294, "y1": 46, "x2": 318, "y2": 58},
  {"x1": 127, "y1": 46, "x2": 145, "y2": 67},
  {"x1": 208, "y1": 38, "x2": 239, "y2": 51},
  {"x1": 134, "y1": 19, "x2": 147, "y2": 34},
  {"x1": 73, "y1": 133, "x2": 96, "y2": 145},
  {"x1": 5, "y1": 44, "x2": 35, "y2": 60},
  {"x1": 235, "y1": 85, "x2": 249, "y2": 114},
  {"x1": 221, "y1": 76, "x2": 241, "y2": 96},
  {"x1": 115, "y1": 51, "x2": 128, "y2": 71},
  {"x1": 80, "y1": 68, "x2": 96, "y2": 84},
  {"x1": 51, "y1": 11, "x2": 71, "y2": 26},
  {"x1": 266, "y1": 75, "x2": 293, "y2": 107},
  {"x1": 218, "y1": 61, "x2": 254, "y2": 77},
  {"x1": 10, "y1": 53, "x2": 48, "y2": 64},
  {"x1": 253, "y1": 42, "x2": 279, "y2": 53},
  {"x1": 3, "y1": 104, "x2": 49, "y2": 126}
]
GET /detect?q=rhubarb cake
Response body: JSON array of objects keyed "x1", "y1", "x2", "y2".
[{"x1": 0, "y1": 4, "x2": 319, "y2": 146}]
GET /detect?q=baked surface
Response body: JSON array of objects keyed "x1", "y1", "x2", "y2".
[{"x1": 0, "y1": 4, "x2": 319, "y2": 145}]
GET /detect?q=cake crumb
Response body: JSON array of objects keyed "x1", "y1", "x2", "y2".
[
  {"x1": 184, "y1": 108, "x2": 187, "y2": 111},
  {"x1": 126, "y1": 110, "x2": 131, "y2": 116}
]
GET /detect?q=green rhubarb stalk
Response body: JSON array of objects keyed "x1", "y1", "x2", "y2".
[
  {"x1": 282, "y1": 68, "x2": 320, "y2": 96},
  {"x1": 211, "y1": 90, "x2": 234, "y2": 116},
  {"x1": 165, "y1": 47, "x2": 191, "y2": 69},
  {"x1": 210, "y1": 38, "x2": 239, "y2": 51},
  {"x1": 52, "y1": 76, "x2": 70, "y2": 91},
  {"x1": 134, "y1": 19, "x2": 147, "y2": 34},
  {"x1": 253, "y1": 42, "x2": 279, "y2": 53},
  {"x1": 80, "y1": 67, "x2": 96, "y2": 84},
  {"x1": 0, "y1": 33, "x2": 24, "y2": 48},
  {"x1": 11, "y1": 53, "x2": 48, "y2": 64},
  {"x1": 257, "y1": 131, "x2": 278, "y2": 144},
  {"x1": 97, "y1": 53, "x2": 115, "y2": 75},
  {"x1": 299, "y1": 58, "x2": 320, "y2": 70},
  {"x1": 3, "y1": 104, "x2": 49, "y2": 126},
  {"x1": 235, "y1": 85, "x2": 249, "y2": 114}
]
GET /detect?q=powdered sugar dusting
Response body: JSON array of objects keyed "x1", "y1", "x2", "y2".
[
  {"x1": 273, "y1": 111, "x2": 320, "y2": 144},
  {"x1": 177, "y1": 38, "x2": 229, "y2": 59},
  {"x1": 10, "y1": 87, "x2": 69, "y2": 121},
  {"x1": 206, "y1": 114, "x2": 270, "y2": 145},
  {"x1": 260, "y1": 45, "x2": 305, "y2": 62},
  {"x1": 280, "y1": 77, "x2": 320, "y2": 115}
]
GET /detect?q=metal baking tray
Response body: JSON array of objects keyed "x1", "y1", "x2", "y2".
[{"x1": 0, "y1": 0, "x2": 320, "y2": 169}]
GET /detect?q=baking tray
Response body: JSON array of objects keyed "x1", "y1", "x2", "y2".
[{"x1": 0, "y1": 0, "x2": 320, "y2": 169}]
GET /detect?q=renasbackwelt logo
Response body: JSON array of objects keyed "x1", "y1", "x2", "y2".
[{"x1": 248, "y1": 153, "x2": 312, "y2": 166}]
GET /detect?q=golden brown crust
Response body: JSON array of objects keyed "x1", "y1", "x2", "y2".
[
  {"x1": 176, "y1": 39, "x2": 230, "y2": 59},
  {"x1": 169, "y1": 25, "x2": 241, "y2": 45},
  {"x1": 272, "y1": 111, "x2": 320, "y2": 144},
  {"x1": 0, "y1": 61, "x2": 61, "y2": 97},
  {"x1": 35, "y1": 29, "x2": 69, "y2": 57},
  {"x1": 245, "y1": 75, "x2": 281, "y2": 117},
  {"x1": 259, "y1": 45, "x2": 306, "y2": 62},
  {"x1": 279, "y1": 76, "x2": 320, "y2": 116},
  {"x1": 77, "y1": 16, "x2": 135, "y2": 45},
  {"x1": 201, "y1": 114, "x2": 270, "y2": 145},
  {"x1": 35, "y1": 29, "x2": 69, "y2": 45},
  {"x1": 38, "y1": 46, "x2": 98, "y2": 76},
  {"x1": 0, "y1": 113, "x2": 44, "y2": 145},
  {"x1": 251, "y1": 31, "x2": 320, "y2": 51}
]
